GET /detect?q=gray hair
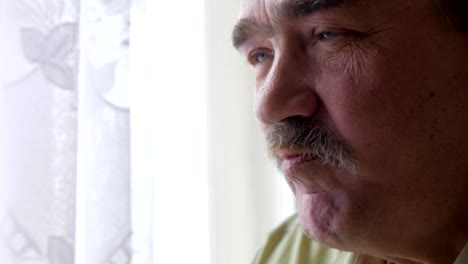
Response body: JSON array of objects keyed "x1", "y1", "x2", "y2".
[{"x1": 266, "y1": 117, "x2": 358, "y2": 175}]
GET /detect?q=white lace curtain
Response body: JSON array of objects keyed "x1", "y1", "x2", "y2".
[
  {"x1": 0, "y1": 0, "x2": 294, "y2": 263},
  {"x1": 0, "y1": 0, "x2": 137, "y2": 263}
]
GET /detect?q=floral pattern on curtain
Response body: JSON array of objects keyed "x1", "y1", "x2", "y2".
[{"x1": 0, "y1": 0, "x2": 135, "y2": 263}]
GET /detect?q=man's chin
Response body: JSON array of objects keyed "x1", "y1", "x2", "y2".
[{"x1": 297, "y1": 192, "x2": 345, "y2": 248}]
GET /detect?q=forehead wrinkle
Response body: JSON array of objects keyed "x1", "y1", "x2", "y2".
[{"x1": 273, "y1": 0, "x2": 346, "y2": 21}]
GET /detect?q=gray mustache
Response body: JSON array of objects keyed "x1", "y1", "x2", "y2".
[{"x1": 265, "y1": 117, "x2": 358, "y2": 174}]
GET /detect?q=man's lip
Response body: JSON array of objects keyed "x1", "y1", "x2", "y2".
[
  {"x1": 279, "y1": 152, "x2": 317, "y2": 175},
  {"x1": 281, "y1": 154, "x2": 315, "y2": 166},
  {"x1": 277, "y1": 149, "x2": 316, "y2": 161}
]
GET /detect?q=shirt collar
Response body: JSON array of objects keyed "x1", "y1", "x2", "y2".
[{"x1": 454, "y1": 243, "x2": 468, "y2": 264}]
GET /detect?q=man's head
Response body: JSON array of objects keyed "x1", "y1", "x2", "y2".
[{"x1": 233, "y1": 0, "x2": 468, "y2": 262}]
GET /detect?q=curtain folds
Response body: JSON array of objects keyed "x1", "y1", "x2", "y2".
[
  {"x1": 0, "y1": 0, "x2": 137, "y2": 263},
  {"x1": 0, "y1": 0, "x2": 80, "y2": 263}
]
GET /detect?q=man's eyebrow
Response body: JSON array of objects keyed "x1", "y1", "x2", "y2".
[
  {"x1": 232, "y1": 0, "x2": 345, "y2": 50},
  {"x1": 232, "y1": 19, "x2": 274, "y2": 50}
]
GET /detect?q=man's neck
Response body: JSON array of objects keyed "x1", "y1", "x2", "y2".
[{"x1": 382, "y1": 238, "x2": 467, "y2": 264}]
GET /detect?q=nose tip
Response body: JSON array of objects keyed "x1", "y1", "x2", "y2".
[{"x1": 255, "y1": 90, "x2": 319, "y2": 125}]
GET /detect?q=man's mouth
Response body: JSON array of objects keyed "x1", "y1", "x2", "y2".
[{"x1": 279, "y1": 152, "x2": 318, "y2": 176}]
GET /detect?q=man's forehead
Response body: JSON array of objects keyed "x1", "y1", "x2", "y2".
[
  {"x1": 239, "y1": 0, "x2": 345, "y2": 20},
  {"x1": 234, "y1": 0, "x2": 347, "y2": 49}
]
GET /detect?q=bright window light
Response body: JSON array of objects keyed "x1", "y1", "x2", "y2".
[{"x1": 130, "y1": 0, "x2": 210, "y2": 263}]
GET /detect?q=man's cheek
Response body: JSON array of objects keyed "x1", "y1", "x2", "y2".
[
  {"x1": 317, "y1": 42, "x2": 387, "y2": 119},
  {"x1": 320, "y1": 42, "x2": 380, "y2": 84}
]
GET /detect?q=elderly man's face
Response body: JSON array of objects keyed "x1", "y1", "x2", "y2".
[{"x1": 235, "y1": 0, "x2": 468, "y2": 259}]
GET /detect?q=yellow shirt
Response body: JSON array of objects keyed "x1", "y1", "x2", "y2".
[{"x1": 253, "y1": 215, "x2": 468, "y2": 264}]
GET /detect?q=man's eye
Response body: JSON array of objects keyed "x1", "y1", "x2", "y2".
[
  {"x1": 319, "y1": 31, "x2": 342, "y2": 41},
  {"x1": 317, "y1": 30, "x2": 365, "y2": 43},
  {"x1": 248, "y1": 49, "x2": 273, "y2": 66},
  {"x1": 255, "y1": 53, "x2": 269, "y2": 63}
]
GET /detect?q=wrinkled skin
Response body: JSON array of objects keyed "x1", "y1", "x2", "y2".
[{"x1": 234, "y1": 0, "x2": 468, "y2": 263}]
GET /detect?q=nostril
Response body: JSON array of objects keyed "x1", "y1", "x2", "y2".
[
  {"x1": 280, "y1": 115, "x2": 313, "y2": 124},
  {"x1": 255, "y1": 89, "x2": 320, "y2": 125}
]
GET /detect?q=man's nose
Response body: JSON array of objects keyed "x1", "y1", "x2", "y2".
[{"x1": 254, "y1": 52, "x2": 319, "y2": 125}]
